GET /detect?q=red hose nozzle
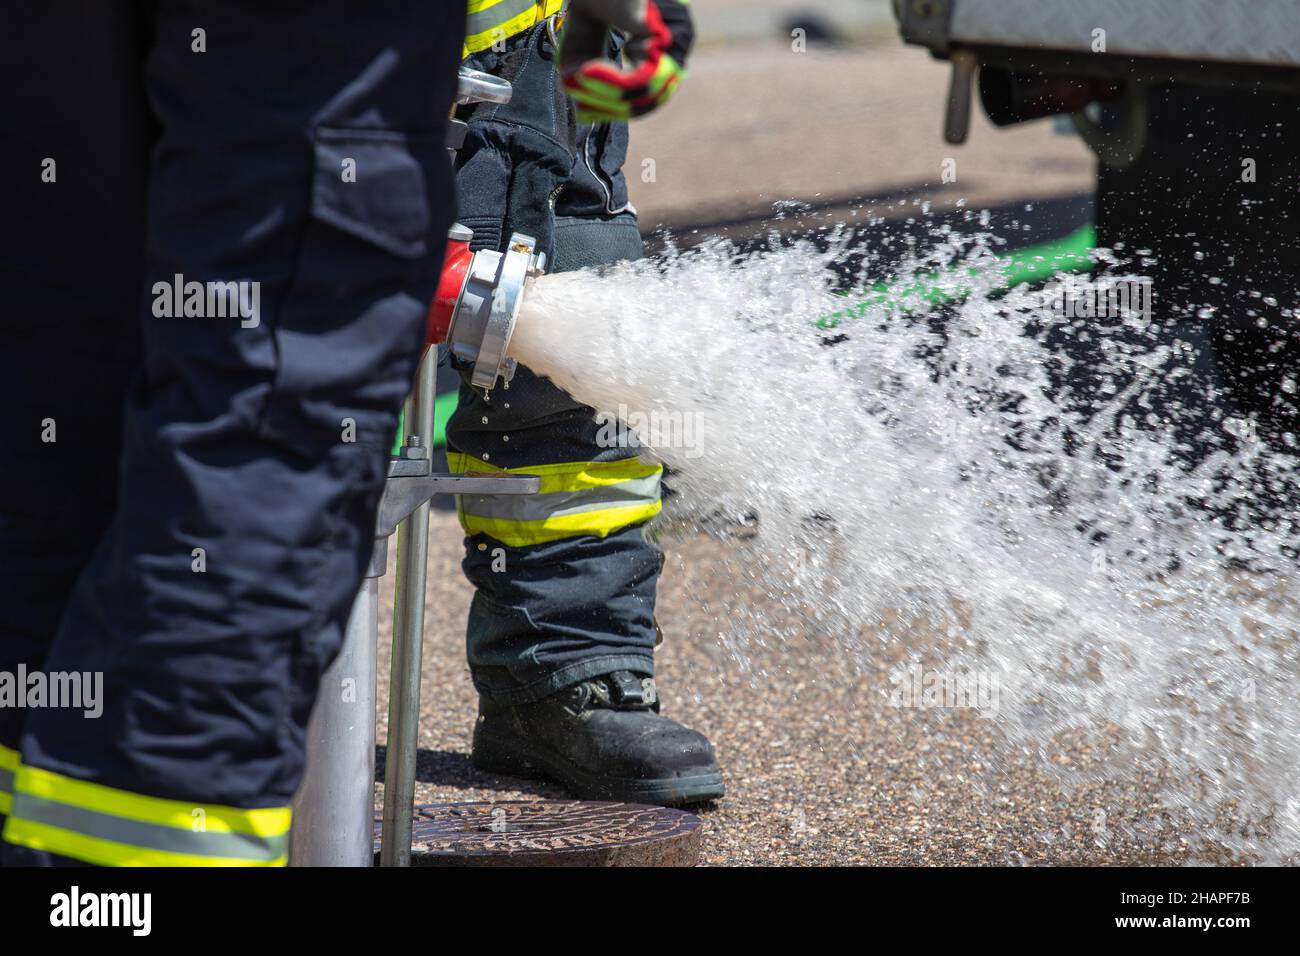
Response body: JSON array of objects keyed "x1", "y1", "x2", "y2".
[
  {"x1": 426, "y1": 226, "x2": 544, "y2": 390},
  {"x1": 428, "y1": 228, "x2": 474, "y2": 345}
]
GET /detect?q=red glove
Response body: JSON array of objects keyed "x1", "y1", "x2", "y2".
[{"x1": 560, "y1": 0, "x2": 693, "y2": 123}]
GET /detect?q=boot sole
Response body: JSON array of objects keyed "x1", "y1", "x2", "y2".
[{"x1": 472, "y1": 726, "x2": 725, "y2": 807}]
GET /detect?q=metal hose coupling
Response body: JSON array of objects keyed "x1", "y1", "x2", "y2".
[{"x1": 428, "y1": 224, "x2": 547, "y2": 390}]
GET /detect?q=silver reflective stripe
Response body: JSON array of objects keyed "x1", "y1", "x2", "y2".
[
  {"x1": 10, "y1": 792, "x2": 287, "y2": 862},
  {"x1": 0, "y1": 765, "x2": 13, "y2": 796},
  {"x1": 460, "y1": 473, "x2": 661, "y2": 522},
  {"x1": 467, "y1": 0, "x2": 540, "y2": 38}
]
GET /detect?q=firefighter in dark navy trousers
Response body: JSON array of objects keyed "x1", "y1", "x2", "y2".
[
  {"x1": 0, "y1": 0, "x2": 469, "y2": 867},
  {"x1": 445, "y1": 0, "x2": 725, "y2": 806}
]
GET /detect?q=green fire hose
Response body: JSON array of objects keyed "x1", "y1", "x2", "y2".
[{"x1": 819, "y1": 223, "x2": 1095, "y2": 329}]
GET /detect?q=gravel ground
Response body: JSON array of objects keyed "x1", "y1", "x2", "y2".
[{"x1": 368, "y1": 27, "x2": 1235, "y2": 866}]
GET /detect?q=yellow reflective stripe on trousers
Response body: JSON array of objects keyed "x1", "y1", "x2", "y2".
[
  {"x1": 464, "y1": 0, "x2": 565, "y2": 58},
  {"x1": 0, "y1": 743, "x2": 17, "y2": 817},
  {"x1": 448, "y1": 451, "x2": 663, "y2": 546},
  {"x1": 1, "y1": 763, "x2": 290, "y2": 866}
]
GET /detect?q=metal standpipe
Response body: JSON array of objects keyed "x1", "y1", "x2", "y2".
[
  {"x1": 288, "y1": 387, "x2": 539, "y2": 866},
  {"x1": 289, "y1": 63, "x2": 533, "y2": 868},
  {"x1": 380, "y1": 348, "x2": 435, "y2": 867},
  {"x1": 289, "y1": 572, "x2": 381, "y2": 867}
]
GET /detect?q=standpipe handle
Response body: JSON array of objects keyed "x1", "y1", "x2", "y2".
[{"x1": 456, "y1": 68, "x2": 513, "y2": 106}]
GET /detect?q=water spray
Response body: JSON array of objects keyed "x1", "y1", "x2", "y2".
[{"x1": 505, "y1": 227, "x2": 1300, "y2": 863}]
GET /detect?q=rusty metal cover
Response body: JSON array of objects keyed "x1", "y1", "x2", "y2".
[{"x1": 374, "y1": 801, "x2": 704, "y2": 867}]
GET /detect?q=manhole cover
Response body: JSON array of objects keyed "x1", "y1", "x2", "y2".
[{"x1": 373, "y1": 801, "x2": 704, "y2": 866}]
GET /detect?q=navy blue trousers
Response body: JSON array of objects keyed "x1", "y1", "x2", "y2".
[
  {"x1": 0, "y1": 0, "x2": 461, "y2": 864},
  {"x1": 446, "y1": 25, "x2": 663, "y2": 706}
]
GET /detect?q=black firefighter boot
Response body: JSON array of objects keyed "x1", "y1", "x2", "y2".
[{"x1": 471, "y1": 671, "x2": 725, "y2": 806}]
